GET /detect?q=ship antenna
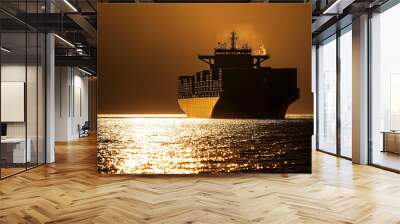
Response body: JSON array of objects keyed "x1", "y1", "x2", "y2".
[{"x1": 230, "y1": 31, "x2": 237, "y2": 49}]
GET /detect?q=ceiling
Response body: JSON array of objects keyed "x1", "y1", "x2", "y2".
[{"x1": 0, "y1": 0, "x2": 391, "y2": 74}]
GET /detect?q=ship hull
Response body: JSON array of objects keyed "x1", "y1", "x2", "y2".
[
  {"x1": 177, "y1": 97, "x2": 220, "y2": 118},
  {"x1": 178, "y1": 96, "x2": 291, "y2": 119}
]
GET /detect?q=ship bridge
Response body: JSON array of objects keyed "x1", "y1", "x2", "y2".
[{"x1": 198, "y1": 31, "x2": 269, "y2": 68}]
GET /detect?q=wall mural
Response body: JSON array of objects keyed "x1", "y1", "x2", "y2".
[{"x1": 97, "y1": 3, "x2": 313, "y2": 174}]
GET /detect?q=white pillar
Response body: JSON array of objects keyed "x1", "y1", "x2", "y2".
[
  {"x1": 46, "y1": 33, "x2": 55, "y2": 163},
  {"x1": 352, "y1": 14, "x2": 369, "y2": 164}
]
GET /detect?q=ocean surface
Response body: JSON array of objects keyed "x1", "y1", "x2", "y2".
[{"x1": 97, "y1": 116, "x2": 313, "y2": 174}]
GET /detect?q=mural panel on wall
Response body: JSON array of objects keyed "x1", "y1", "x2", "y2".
[{"x1": 97, "y1": 3, "x2": 313, "y2": 174}]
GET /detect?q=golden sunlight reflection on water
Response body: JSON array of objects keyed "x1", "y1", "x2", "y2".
[{"x1": 97, "y1": 115, "x2": 312, "y2": 174}]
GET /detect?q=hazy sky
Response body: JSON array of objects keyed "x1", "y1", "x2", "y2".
[{"x1": 98, "y1": 3, "x2": 312, "y2": 115}]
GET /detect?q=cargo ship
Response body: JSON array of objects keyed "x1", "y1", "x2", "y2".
[{"x1": 177, "y1": 32, "x2": 299, "y2": 119}]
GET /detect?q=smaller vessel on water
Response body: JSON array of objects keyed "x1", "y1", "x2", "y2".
[{"x1": 177, "y1": 31, "x2": 299, "y2": 119}]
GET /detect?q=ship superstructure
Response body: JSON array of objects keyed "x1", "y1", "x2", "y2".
[{"x1": 177, "y1": 32, "x2": 299, "y2": 119}]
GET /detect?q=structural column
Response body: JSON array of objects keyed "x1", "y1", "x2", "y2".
[
  {"x1": 46, "y1": 32, "x2": 55, "y2": 163},
  {"x1": 88, "y1": 77, "x2": 97, "y2": 133},
  {"x1": 312, "y1": 45, "x2": 317, "y2": 150},
  {"x1": 352, "y1": 14, "x2": 369, "y2": 164}
]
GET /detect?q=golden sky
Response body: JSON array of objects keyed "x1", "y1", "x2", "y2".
[{"x1": 98, "y1": 3, "x2": 312, "y2": 115}]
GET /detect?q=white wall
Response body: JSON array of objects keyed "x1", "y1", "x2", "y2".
[
  {"x1": 1, "y1": 65, "x2": 26, "y2": 139},
  {"x1": 55, "y1": 66, "x2": 70, "y2": 141},
  {"x1": 1, "y1": 63, "x2": 46, "y2": 164},
  {"x1": 55, "y1": 67, "x2": 89, "y2": 141},
  {"x1": 72, "y1": 73, "x2": 89, "y2": 138},
  {"x1": 1, "y1": 65, "x2": 37, "y2": 138}
]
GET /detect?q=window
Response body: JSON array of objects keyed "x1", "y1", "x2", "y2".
[
  {"x1": 370, "y1": 3, "x2": 400, "y2": 171},
  {"x1": 0, "y1": 2, "x2": 47, "y2": 179},
  {"x1": 317, "y1": 35, "x2": 337, "y2": 154},
  {"x1": 339, "y1": 28, "x2": 352, "y2": 158}
]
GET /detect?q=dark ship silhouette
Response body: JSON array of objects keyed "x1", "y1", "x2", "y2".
[{"x1": 177, "y1": 31, "x2": 299, "y2": 119}]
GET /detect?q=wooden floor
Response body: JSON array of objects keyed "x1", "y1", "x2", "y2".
[
  {"x1": 1, "y1": 136, "x2": 400, "y2": 224},
  {"x1": 1, "y1": 167, "x2": 26, "y2": 178}
]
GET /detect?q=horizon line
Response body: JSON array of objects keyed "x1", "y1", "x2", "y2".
[{"x1": 98, "y1": 113, "x2": 313, "y2": 118}]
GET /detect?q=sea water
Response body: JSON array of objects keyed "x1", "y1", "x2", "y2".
[{"x1": 97, "y1": 116, "x2": 313, "y2": 174}]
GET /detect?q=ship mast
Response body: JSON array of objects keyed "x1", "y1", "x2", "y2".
[{"x1": 230, "y1": 31, "x2": 237, "y2": 49}]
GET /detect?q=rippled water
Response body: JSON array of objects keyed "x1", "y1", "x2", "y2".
[{"x1": 97, "y1": 116, "x2": 313, "y2": 174}]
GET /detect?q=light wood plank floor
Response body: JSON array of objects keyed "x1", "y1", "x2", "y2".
[{"x1": 1, "y1": 136, "x2": 400, "y2": 224}]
